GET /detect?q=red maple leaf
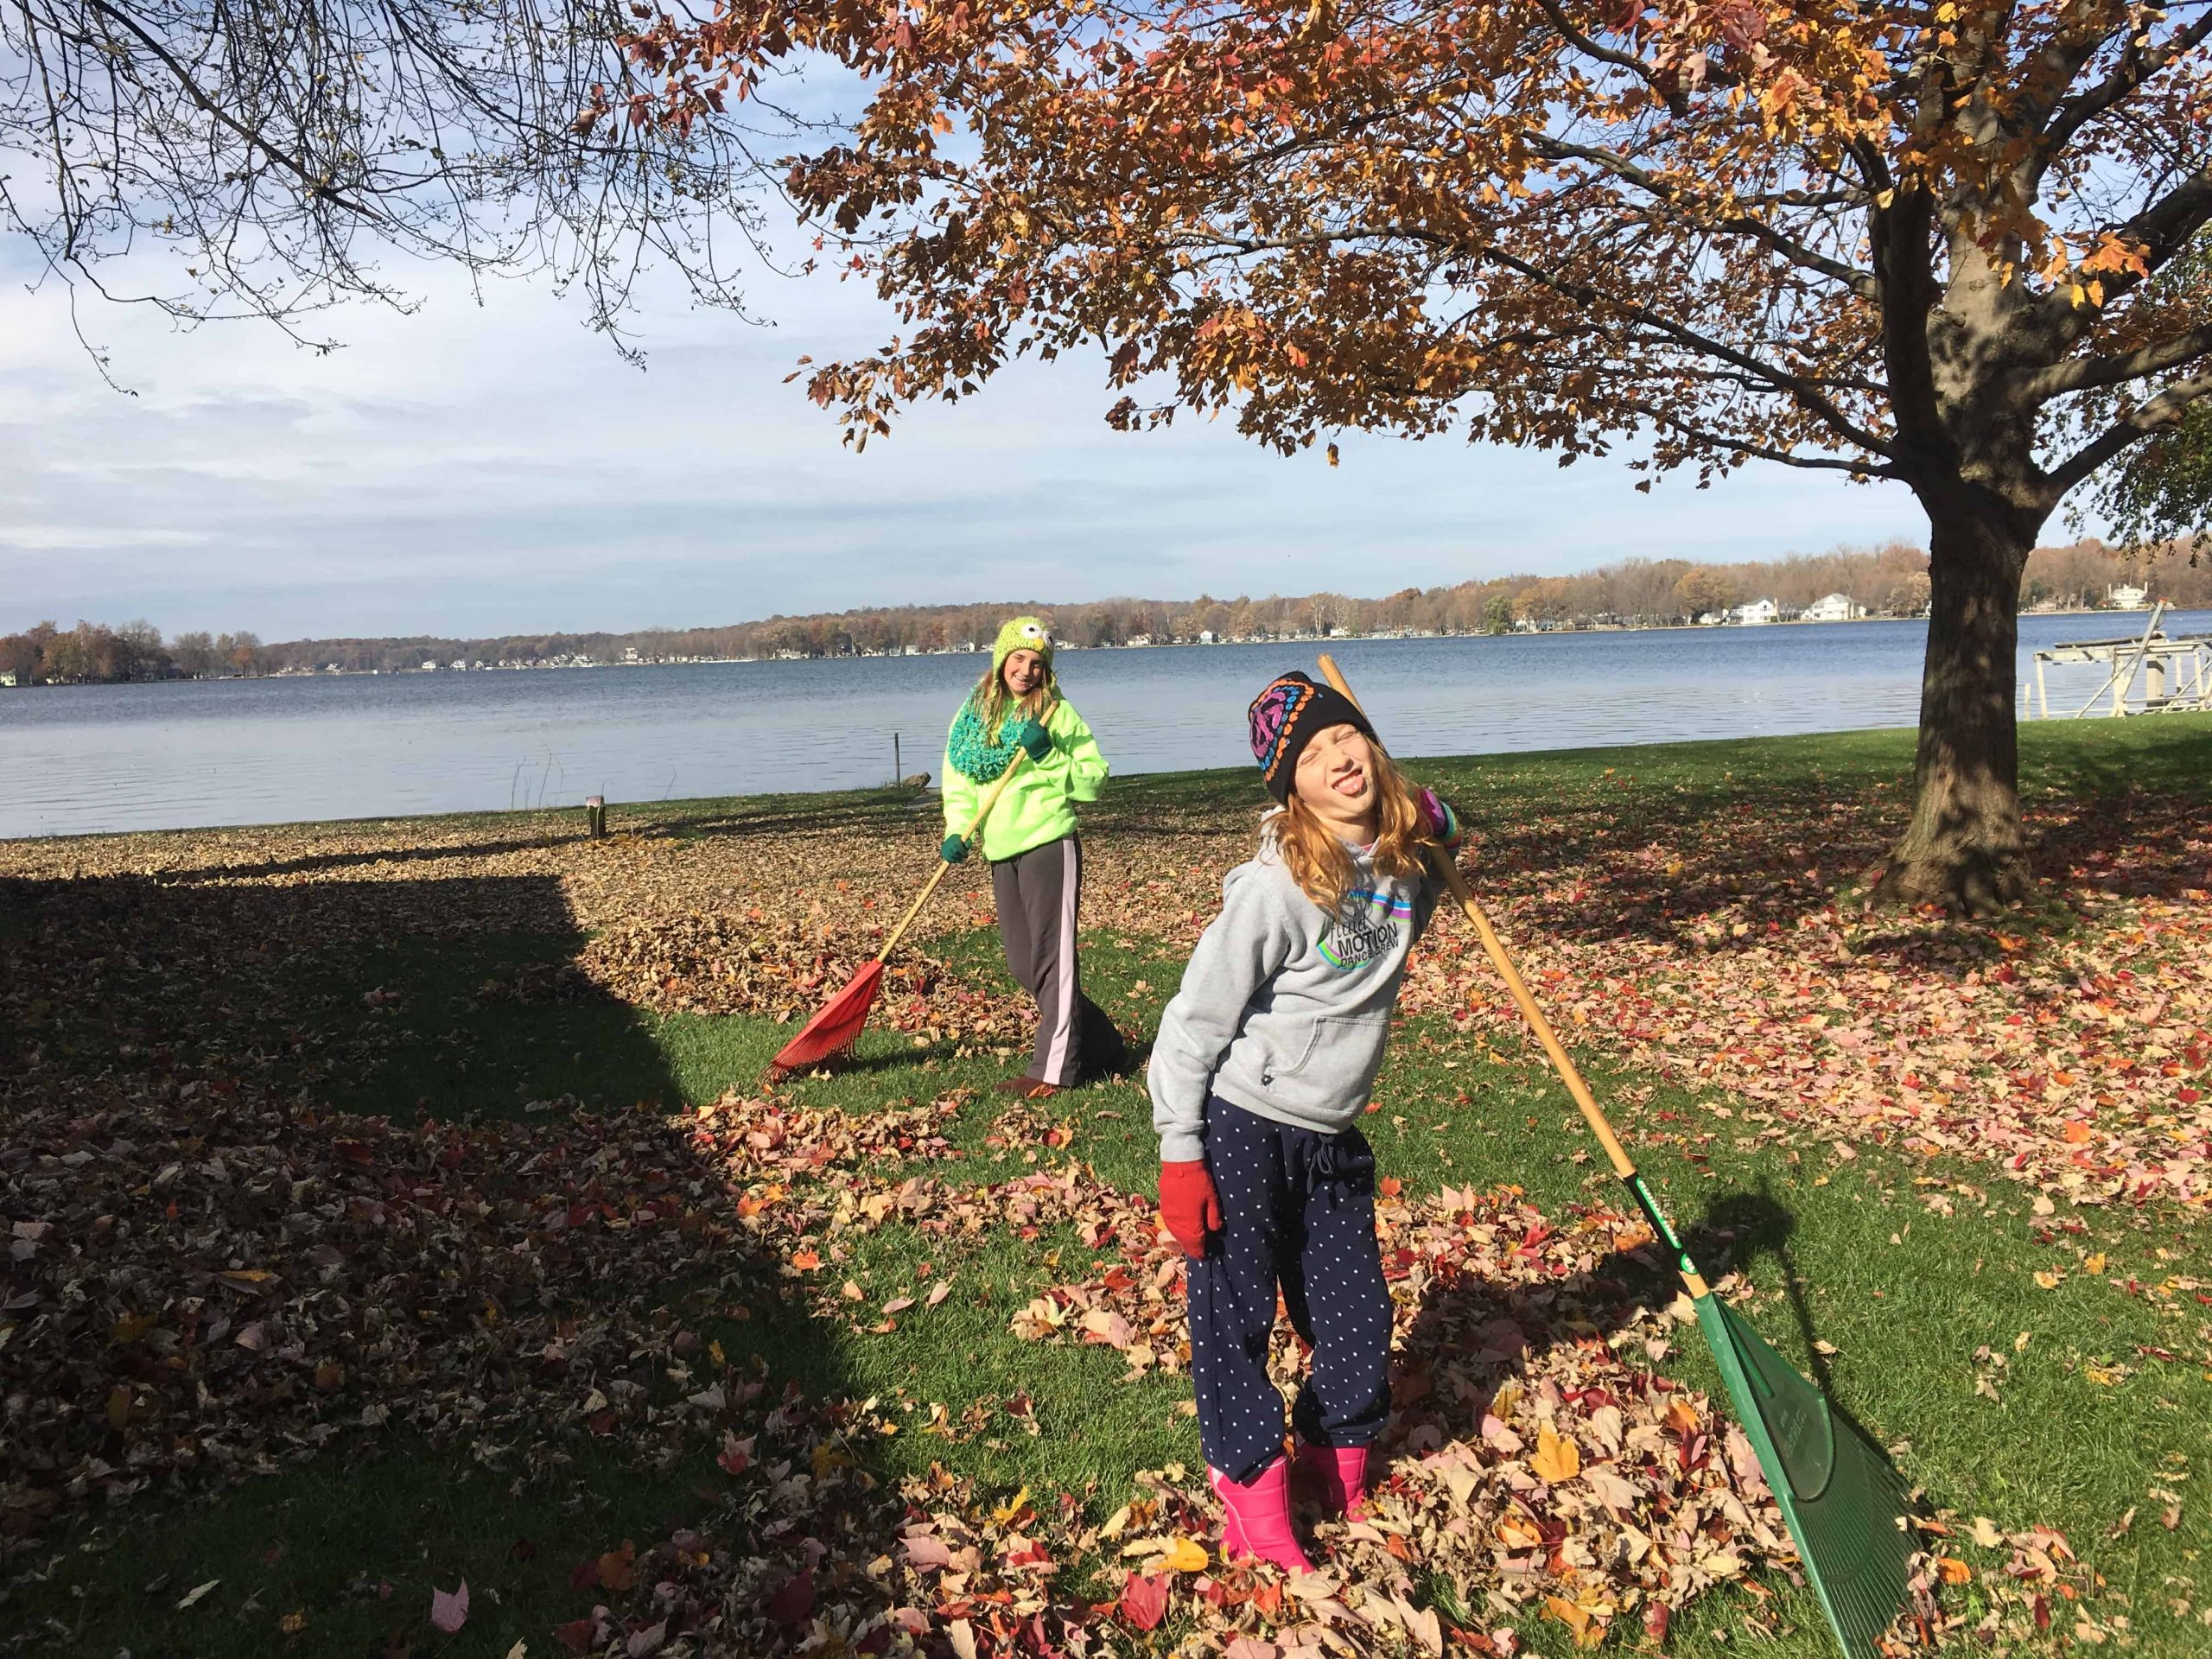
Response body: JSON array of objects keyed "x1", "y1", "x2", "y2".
[{"x1": 1119, "y1": 1570, "x2": 1170, "y2": 1630}]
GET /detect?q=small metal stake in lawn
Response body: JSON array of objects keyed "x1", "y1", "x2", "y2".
[
  {"x1": 765, "y1": 747, "x2": 1031, "y2": 1079},
  {"x1": 1316, "y1": 654, "x2": 1916, "y2": 1659}
]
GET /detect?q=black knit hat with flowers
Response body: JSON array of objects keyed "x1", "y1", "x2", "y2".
[{"x1": 1247, "y1": 671, "x2": 1376, "y2": 804}]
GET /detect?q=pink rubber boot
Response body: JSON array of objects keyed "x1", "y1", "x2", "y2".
[
  {"x1": 1208, "y1": 1459, "x2": 1313, "y2": 1573},
  {"x1": 1295, "y1": 1440, "x2": 1370, "y2": 1522}
]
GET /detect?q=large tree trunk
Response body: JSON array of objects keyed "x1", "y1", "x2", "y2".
[{"x1": 1874, "y1": 494, "x2": 2039, "y2": 913}]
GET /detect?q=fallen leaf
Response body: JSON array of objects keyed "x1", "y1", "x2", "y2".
[
  {"x1": 429, "y1": 1581, "x2": 469, "y2": 1635},
  {"x1": 1154, "y1": 1535, "x2": 1209, "y2": 1573},
  {"x1": 596, "y1": 1541, "x2": 638, "y2": 1594},
  {"x1": 1531, "y1": 1427, "x2": 1581, "y2": 1484},
  {"x1": 1121, "y1": 1569, "x2": 1171, "y2": 1630},
  {"x1": 764, "y1": 1567, "x2": 813, "y2": 1625}
]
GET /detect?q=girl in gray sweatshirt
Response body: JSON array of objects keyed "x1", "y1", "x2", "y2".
[{"x1": 1148, "y1": 671, "x2": 1462, "y2": 1573}]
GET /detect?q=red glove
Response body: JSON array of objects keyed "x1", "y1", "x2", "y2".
[{"x1": 1159, "y1": 1161, "x2": 1223, "y2": 1258}]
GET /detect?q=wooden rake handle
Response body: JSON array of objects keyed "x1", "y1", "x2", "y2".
[
  {"x1": 1315, "y1": 654, "x2": 1712, "y2": 1298},
  {"x1": 874, "y1": 745, "x2": 1031, "y2": 965}
]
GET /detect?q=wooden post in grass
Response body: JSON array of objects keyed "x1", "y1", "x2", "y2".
[{"x1": 585, "y1": 795, "x2": 606, "y2": 837}]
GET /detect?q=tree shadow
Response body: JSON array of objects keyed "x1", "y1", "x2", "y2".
[
  {"x1": 0, "y1": 861, "x2": 875, "y2": 1588},
  {"x1": 1433, "y1": 758, "x2": 2210, "y2": 965},
  {"x1": 156, "y1": 830, "x2": 579, "y2": 886},
  {"x1": 138, "y1": 787, "x2": 942, "y2": 887},
  {"x1": 1, "y1": 867, "x2": 683, "y2": 1121}
]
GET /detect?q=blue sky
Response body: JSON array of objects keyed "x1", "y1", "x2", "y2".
[{"x1": 0, "y1": 227, "x2": 1935, "y2": 642}]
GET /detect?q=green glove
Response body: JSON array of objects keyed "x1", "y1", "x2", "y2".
[
  {"x1": 941, "y1": 834, "x2": 969, "y2": 864},
  {"x1": 1004, "y1": 715, "x2": 1052, "y2": 761}
]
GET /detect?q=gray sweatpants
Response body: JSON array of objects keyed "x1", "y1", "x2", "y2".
[{"x1": 990, "y1": 835, "x2": 1099, "y2": 1087}]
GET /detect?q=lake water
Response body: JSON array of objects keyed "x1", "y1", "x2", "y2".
[{"x1": 4, "y1": 612, "x2": 2208, "y2": 840}]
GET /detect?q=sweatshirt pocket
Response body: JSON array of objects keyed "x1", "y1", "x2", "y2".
[
  {"x1": 1260, "y1": 1022, "x2": 1325, "y2": 1087},
  {"x1": 1262, "y1": 1013, "x2": 1388, "y2": 1088}
]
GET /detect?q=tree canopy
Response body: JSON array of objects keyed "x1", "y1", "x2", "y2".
[
  {"x1": 1, "y1": 0, "x2": 795, "y2": 356},
  {"x1": 620, "y1": 0, "x2": 2212, "y2": 907}
]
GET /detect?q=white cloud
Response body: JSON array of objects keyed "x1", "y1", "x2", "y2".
[{"x1": 0, "y1": 238, "x2": 1930, "y2": 639}]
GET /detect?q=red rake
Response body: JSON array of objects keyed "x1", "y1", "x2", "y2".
[{"x1": 765, "y1": 749, "x2": 1031, "y2": 1079}]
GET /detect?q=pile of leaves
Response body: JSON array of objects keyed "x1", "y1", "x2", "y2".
[{"x1": 579, "y1": 911, "x2": 1033, "y2": 1048}]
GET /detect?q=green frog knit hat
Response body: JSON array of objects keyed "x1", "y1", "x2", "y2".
[{"x1": 993, "y1": 616, "x2": 1057, "y2": 682}]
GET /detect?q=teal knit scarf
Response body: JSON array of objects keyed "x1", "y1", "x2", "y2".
[{"x1": 947, "y1": 695, "x2": 1022, "y2": 783}]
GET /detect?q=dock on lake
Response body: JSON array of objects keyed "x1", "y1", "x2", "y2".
[{"x1": 2031, "y1": 601, "x2": 2212, "y2": 719}]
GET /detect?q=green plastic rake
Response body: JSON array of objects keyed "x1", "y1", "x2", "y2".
[{"x1": 1319, "y1": 656, "x2": 1915, "y2": 1658}]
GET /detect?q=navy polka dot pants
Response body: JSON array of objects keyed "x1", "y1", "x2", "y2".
[{"x1": 1187, "y1": 1096, "x2": 1393, "y2": 1484}]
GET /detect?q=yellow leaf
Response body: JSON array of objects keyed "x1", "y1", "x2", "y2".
[
  {"x1": 992, "y1": 1485, "x2": 1031, "y2": 1525},
  {"x1": 2084, "y1": 1253, "x2": 2106, "y2": 1274},
  {"x1": 111, "y1": 1313, "x2": 157, "y2": 1344},
  {"x1": 1154, "y1": 1536, "x2": 1210, "y2": 1573},
  {"x1": 1936, "y1": 1556, "x2": 1972, "y2": 1585},
  {"x1": 2035, "y1": 1269, "x2": 2062, "y2": 1289},
  {"x1": 1543, "y1": 1595, "x2": 1591, "y2": 1637},
  {"x1": 1532, "y1": 1427, "x2": 1582, "y2": 1484}
]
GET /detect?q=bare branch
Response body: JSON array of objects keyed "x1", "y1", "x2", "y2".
[
  {"x1": 2048, "y1": 365, "x2": 2212, "y2": 497},
  {"x1": 2018, "y1": 322, "x2": 2212, "y2": 403},
  {"x1": 1528, "y1": 136, "x2": 1878, "y2": 299},
  {"x1": 1616, "y1": 397, "x2": 1904, "y2": 477},
  {"x1": 1478, "y1": 245, "x2": 1900, "y2": 462},
  {"x1": 2040, "y1": 12, "x2": 2212, "y2": 168}
]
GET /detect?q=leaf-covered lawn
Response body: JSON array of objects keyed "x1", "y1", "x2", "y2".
[{"x1": 3, "y1": 719, "x2": 2209, "y2": 1656}]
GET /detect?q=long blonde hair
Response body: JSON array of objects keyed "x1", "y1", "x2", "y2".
[{"x1": 1269, "y1": 741, "x2": 1430, "y2": 911}]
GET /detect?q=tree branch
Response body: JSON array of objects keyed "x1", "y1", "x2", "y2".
[
  {"x1": 1478, "y1": 244, "x2": 1901, "y2": 461},
  {"x1": 1528, "y1": 136, "x2": 1878, "y2": 298},
  {"x1": 80, "y1": 0, "x2": 388, "y2": 222},
  {"x1": 2076, "y1": 165, "x2": 2212, "y2": 312},
  {"x1": 2018, "y1": 322, "x2": 2212, "y2": 404},
  {"x1": 1615, "y1": 398, "x2": 1903, "y2": 478},
  {"x1": 2047, "y1": 365, "x2": 2212, "y2": 498},
  {"x1": 2040, "y1": 12, "x2": 2212, "y2": 168}
]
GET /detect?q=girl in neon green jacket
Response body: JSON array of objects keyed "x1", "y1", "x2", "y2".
[{"x1": 940, "y1": 616, "x2": 1123, "y2": 1095}]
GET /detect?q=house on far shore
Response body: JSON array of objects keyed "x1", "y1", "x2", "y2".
[
  {"x1": 2108, "y1": 582, "x2": 2149, "y2": 608},
  {"x1": 1801, "y1": 593, "x2": 1861, "y2": 622},
  {"x1": 1732, "y1": 599, "x2": 1779, "y2": 626}
]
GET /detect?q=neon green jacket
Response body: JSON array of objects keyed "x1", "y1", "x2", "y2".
[{"x1": 943, "y1": 699, "x2": 1109, "y2": 861}]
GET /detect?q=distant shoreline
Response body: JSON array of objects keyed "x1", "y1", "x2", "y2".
[{"x1": 9, "y1": 602, "x2": 2191, "y2": 689}]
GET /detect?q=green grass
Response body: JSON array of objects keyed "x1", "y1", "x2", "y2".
[{"x1": 8, "y1": 715, "x2": 2212, "y2": 1656}]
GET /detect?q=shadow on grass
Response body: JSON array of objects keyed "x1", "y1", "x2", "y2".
[
  {"x1": 1, "y1": 865, "x2": 684, "y2": 1121},
  {"x1": 0, "y1": 862, "x2": 908, "y2": 1658},
  {"x1": 1404, "y1": 722, "x2": 2212, "y2": 961}
]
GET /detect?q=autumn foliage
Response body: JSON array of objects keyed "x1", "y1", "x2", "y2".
[{"x1": 613, "y1": 0, "x2": 2212, "y2": 911}]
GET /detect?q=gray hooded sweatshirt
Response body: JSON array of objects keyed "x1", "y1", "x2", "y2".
[{"x1": 1149, "y1": 836, "x2": 1440, "y2": 1163}]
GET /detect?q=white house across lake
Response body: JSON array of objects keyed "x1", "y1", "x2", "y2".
[{"x1": 1801, "y1": 593, "x2": 1863, "y2": 622}]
